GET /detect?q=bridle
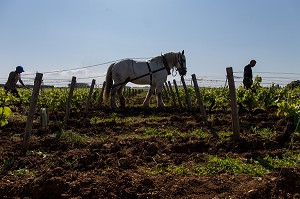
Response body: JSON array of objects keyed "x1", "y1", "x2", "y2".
[
  {"x1": 162, "y1": 52, "x2": 186, "y2": 77},
  {"x1": 176, "y1": 53, "x2": 187, "y2": 76}
]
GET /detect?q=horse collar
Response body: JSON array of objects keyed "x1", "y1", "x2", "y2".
[{"x1": 162, "y1": 55, "x2": 171, "y2": 75}]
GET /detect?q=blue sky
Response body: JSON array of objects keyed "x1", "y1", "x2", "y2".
[{"x1": 1, "y1": 0, "x2": 299, "y2": 87}]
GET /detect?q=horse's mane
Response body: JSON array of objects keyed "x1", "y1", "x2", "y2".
[
  {"x1": 148, "y1": 56, "x2": 160, "y2": 63},
  {"x1": 149, "y1": 52, "x2": 178, "y2": 65}
]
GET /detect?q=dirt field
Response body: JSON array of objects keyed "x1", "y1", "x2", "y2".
[{"x1": 1, "y1": 101, "x2": 300, "y2": 198}]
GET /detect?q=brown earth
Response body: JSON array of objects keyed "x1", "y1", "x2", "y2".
[{"x1": 0, "y1": 101, "x2": 300, "y2": 198}]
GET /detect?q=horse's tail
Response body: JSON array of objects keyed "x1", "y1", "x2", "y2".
[{"x1": 103, "y1": 63, "x2": 114, "y2": 106}]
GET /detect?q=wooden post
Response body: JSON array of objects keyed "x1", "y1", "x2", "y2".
[
  {"x1": 224, "y1": 76, "x2": 228, "y2": 87},
  {"x1": 22, "y1": 73, "x2": 43, "y2": 152},
  {"x1": 191, "y1": 74, "x2": 207, "y2": 123},
  {"x1": 97, "y1": 81, "x2": 106, "y2": 108},
  {"x1": 84, "y1": 79, "x2": 96, "y2": 114},
  {"x1": 162, "y1": 84, "x2": 170, "y2": 101},
  {"x1": 164, "y1": 81, "x2": 171, "y2": 94},
  {"x1": 126, "y1": 88, "x2": 132, "y2": 97},
  {"x1": 226, "y1": 67, "x2": 240, "y2": 141},
  {"x1": 133, "y1": 89, "x2": 137, "y2": 97},
  {"x1": 167, "y1": 81, "x2": 177, "y2": 107},
  {"x1": 181, "y1": 76, "x2": 192, "y2": 111},
  {"x1": 173, "y1": 79, "x2": 183, "y2": 109},
  {"x1": 40, "y1": 108, "x2": 48, "y2": 128},
  {"x1": 64, "y1": 76, "x2": 76, "y2": 124}
]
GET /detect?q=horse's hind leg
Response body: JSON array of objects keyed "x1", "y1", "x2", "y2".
[
  {"x1": 118, "y1": 85, "x2": 126, "y2": 108},
  {"x1": 143, "y1": 86, "x2": 155, "y2": 108},
  {"x1": 110, "y1": 86, "x2": 118, "y2": 109},
  {"x1": 156, "y1": 85, "x2": 165, "y2": 108}
]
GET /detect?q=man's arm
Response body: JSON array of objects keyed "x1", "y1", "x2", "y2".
[{"x1": 19, "y1": 77, "x2": 28, "y2": 89}]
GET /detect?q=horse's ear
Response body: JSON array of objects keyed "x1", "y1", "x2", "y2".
[{"x1": 182, "y1": 50, "x2": 184, "y2": 55}]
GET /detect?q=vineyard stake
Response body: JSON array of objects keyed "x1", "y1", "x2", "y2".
[
  {"x1": 191, "y1": 74, "x2": 208, "y2": 123},
  {"x1": 133, "y1": 89, "x2": 137, "y2": 97},
  {"x1": 22, "y1": 73, "x2": 43, "y2": 153},
  {"x1": 164, "y1": 81, "x2": 171, "y2": 94},
  {"x1": 97, "y1": 81, "x2": 106, "y2": 108},
  {"x1": 64, "y1": 76, "x2": 76, "y2": 124},
  {"x1": 128, "y1": 87, "x2": 131, "y2": 97},
  {"x1": 181, "y1": 76, "x2": 193, "y2": 111},
  {"x1": 173, "y1": 79, "x2": 183, "y2": 109},
  {"x1": 226, "y1": 67, "x2": 240, "y2": 141},
  {"x1": 40, "y1": 108, "x2": 48, "y2": 128},
  {"x1": 163, "y1": 83, "x2": 170, "y2": 102},
  {"x1": 84, "y1": 79, "x2": 96, "y2": 114},
  {"x1": 167, "y1": 81, "x2": 177, "y2": 107}
]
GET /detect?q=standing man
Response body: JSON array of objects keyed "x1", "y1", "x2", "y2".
[
  {"x1": 4, "y1": 66, "x2": 28, "y2": 98},
  {"x1": 243, "y1": 60, "x2": 256, "y2": 89}
]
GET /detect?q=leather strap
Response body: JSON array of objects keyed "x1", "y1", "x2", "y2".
[{"x1": 162, "y1": 55, "x2": 171, "y2": 75}]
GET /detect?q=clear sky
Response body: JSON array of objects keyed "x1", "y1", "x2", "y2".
[{"x1": 1, "y1": 0, "x2": 299, "y2": 87}]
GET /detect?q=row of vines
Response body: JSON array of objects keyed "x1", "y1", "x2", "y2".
[{"x1": 1, "y1": 76, "x2": 300, "y2": 131}]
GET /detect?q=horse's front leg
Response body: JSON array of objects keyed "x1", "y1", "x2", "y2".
[
  {"x1": 143, "y1": 86, "x2": 155, "y2": 108},
  {"x1": 110, "y1": 86, "x2": 118, "y2": 109},
  {"x1": 156, "y1": 85, "x2": 165, "y2": 108}
]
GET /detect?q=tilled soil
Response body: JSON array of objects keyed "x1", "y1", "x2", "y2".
[{"x1": 0, "y1": 105, "x2": 300, "y2": 199}]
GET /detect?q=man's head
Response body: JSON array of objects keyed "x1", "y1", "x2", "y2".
[
  {"x1": 16, "y1": 66, "x2": 24, "y2": 73},
  {"x1": 250, "y1": 60, "x2": 256, "y2": 67}
]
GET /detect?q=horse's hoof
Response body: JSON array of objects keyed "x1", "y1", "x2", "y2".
[
  {"x1": 156, "y1": 104, "x2": 165, "y2": 109},
  {"x1": 156, "y1": 107, "x2": 165, "y2": 109},
  {"x1": 111, "y1": 105, "x2": 118, "y2": 109},
  {"x1": 143, "y1": 104, "x2": 150, "y2": 108}
]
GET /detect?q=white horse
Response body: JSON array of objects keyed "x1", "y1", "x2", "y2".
[{"x1": 103, "y1": 50, "x2": 186, "y2": 108}]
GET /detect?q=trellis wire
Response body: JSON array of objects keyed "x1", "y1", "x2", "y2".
[{"x1": 1, "y1": 58, "x2": 300, "y2": 87}]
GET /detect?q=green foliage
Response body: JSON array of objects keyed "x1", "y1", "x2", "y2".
[
  {"x1": 252, "y1": 75, "x2": 262, "y2": 90},
  {"x1": 258, "y1": 153, "x2": 300, "y2": 169},
  {"x1": 141, "y1": 164, "x2": 164, "y2": 175},
  {"x1": 286, "y1": 80, "x2": 300, "y2": 89},
  {"x1": 217, "y1": 131, "x2": 232, "y2": 143},
  {"x1": 201, "y1": 88, "x2": 217, "y2": 111},
  {"x1": 195, "y1": 155, "x2": 269, "y2": 176},
  {"x1": 108, "y1": 112, "x2": 117, "y2": 123},
  {"x1": 58, "y1": 130, "x2": 88, "y2": 142},
  {"x1": 277, "y1": 98, "x2": 300, "y2": 131},
  {"x1": 199, "y1": 87, "x2": 230, "y2": 111},
  {"x1": 90, "y1": 116, "x2": 99, "y2": 125},
  {"x1": 29, "y1": 150, "x2": 53, "y2": 158},
  {"x1": 144, "y1": 128, "x2": 159, "y2": 135},
  {"x1": 144, "y1": 128, "x2": 174, "y2": 140},
  {"x1": 235, "y1": 76, "x2": 263, "y2": 112},
  {"x1": 60, "y1": 156, "x2": 78, "y2": 168},
  {"x1": 99, "y1": 136, "x2": 110, "y2": 142},
  {"x1": 39, "y1": 88, "x2": 89, "y2": 111},
  {"x1": 0, "y1": 90, "x2": 14, "y2": 127},
  {"x1": 167, "y1": 164, "x2": 191, "y2": 175},
  {"x1": 257, "y1": 84, "x2": 281, "y2": 108},
  {"x1": 0, "y1": 158, "x2": 15, "y2": 175},
  {"x1": 143, "y1": 153, "x2": 300, "y2": 177},
  {"x1": 185, "y1": 128, "x2": 210, "y2": 139},
  {"x1": 0, "y1": 106, "x2": 13, "y2": 127},
  {"x1": 38, "y1": 88, "x2": 68, "y2": 110},
  {"x1": 90, "y1": 113, "x2": 119, "y2": 124},
  {"x1": 234, "y1": 77, "x2": 296, "y2": 113},
  {"x1": 251, "y1": 127, "x2": 277, "y2": 140},
  {"x1": 237, "y1": 88, "x2": 257, "y2": 112},
  {"x1": 11, "y1": 168, "x2": 35, "y2": 177}
]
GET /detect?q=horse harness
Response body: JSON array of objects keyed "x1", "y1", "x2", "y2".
[{"x1": 112, "y1": 55, "x2": 171, "y2": 88}]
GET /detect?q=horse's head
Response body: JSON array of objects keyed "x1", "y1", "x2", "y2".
[{"x1": 176, "y1": 50, "x2": 187, "y2": 76}]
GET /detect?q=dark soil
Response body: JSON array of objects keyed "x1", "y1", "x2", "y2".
[{"x1": 1, "y1": 103, "x2": 300, "y2": 199}]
